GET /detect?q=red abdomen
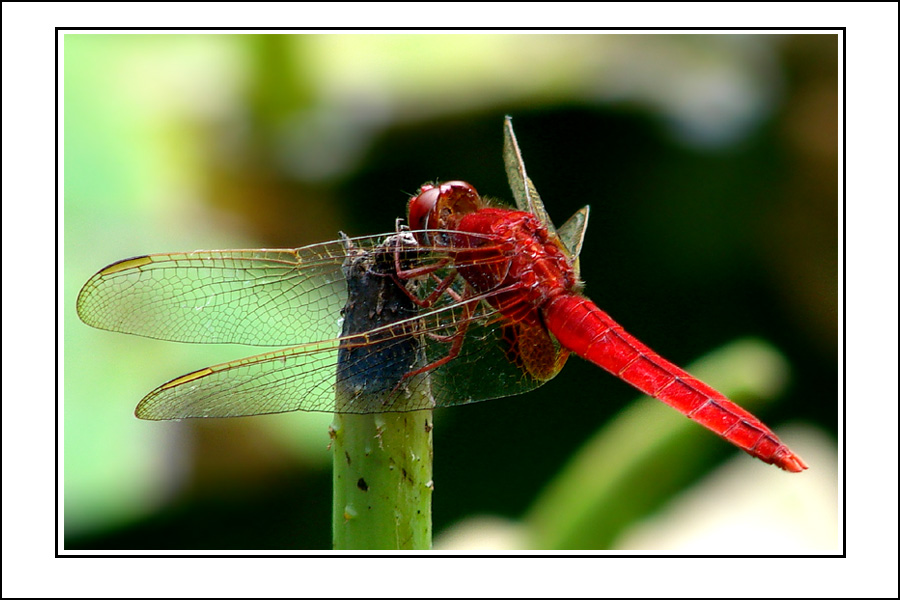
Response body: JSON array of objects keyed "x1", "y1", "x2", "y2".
[
  {"x1": 449, "y1": 205, "x2": 805, "y2": 472},
  {"x1": 542, "y1": 293, "x2": 807, "y2": 472}
]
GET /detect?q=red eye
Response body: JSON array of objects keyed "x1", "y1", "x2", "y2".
[
  {"x1": 440, "y1": 181, "x2": 480, "y2": 209},
  {"x1": 408, "y1": 184, "x2": 440, "y2": 231},
  {"x1": 408, "y1": 181, "x2": 482, "y2": 246}
]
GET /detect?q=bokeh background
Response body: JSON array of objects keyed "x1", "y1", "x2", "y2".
[{"x1": 64, "y1": 33, "x2": 838, "y2": 551}]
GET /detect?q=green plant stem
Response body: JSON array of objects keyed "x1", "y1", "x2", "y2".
[
  {"x1": 331, "y1": 232, "x2": 435, "y2": 549},
  {"x1": 331, "y1": 410, "x2": 433, "y2": 549}
]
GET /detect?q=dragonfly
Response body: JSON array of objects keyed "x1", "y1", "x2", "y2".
[{"x1": 77, "y1": 117, "x2": 807, "y2": 473}]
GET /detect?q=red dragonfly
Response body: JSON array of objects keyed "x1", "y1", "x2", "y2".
[{"x1": 77, "y1": 118, "x2": 806, "y2": 473}]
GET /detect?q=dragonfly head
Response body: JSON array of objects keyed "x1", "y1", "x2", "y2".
[{"x1": 408, "y1": 181, "x2": 481, "y2": 246}]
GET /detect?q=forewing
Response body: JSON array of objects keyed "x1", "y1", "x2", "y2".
[
  {"x1": 504, "y1": 116, "x2": 556, "y2": 234},
  {"x1": 77, "y1": 245, "x2": 350, "y2": 347},
  {"x1": 557, "y1": 205, "x2": 590, "y2": 278},
  {"x1": 503, "y1": 117, "x2": 590, "y2": 273},
  {"x1": 77, "y1": 232, "x2": 495, "y2": 347}
]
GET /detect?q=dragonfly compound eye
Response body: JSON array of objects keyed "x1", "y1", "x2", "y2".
[
  {"x1": 408, "y1": 180, "x2": 483, "y2": 245},
  {"x1": 438, "y1": 181, "x2": 481, "y2": 222},
  {"x1": 408, "y1": 184, "x2": 440, "y2": 234}
]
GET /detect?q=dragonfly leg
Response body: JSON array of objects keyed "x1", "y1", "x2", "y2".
[
  {"x1": 392, "y1": 269, "x2": 462, "y2": 308},
  {"x1": 399, "y1": 314, "x2": 472, "y2": 383},
  {"x1": 403, "y1": 291, "x2": 521, "y2": 380},
  {"x1": 392, "y1": 239, "x2": 452, "y2": 280},
  {"x1": 392, "y1": 292, "x2": 481, "y2": 388}
]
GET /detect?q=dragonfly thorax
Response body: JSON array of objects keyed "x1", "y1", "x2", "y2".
[{"x1": 454, "y1": 207, "x2": 578, "y2": 327}]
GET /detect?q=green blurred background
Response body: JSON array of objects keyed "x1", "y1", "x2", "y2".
[{"x1": 64, "y1": 33, "x2": 838, "y2": 551}]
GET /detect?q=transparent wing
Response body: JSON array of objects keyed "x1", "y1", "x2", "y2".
[
  {"x1": 135, "y1": 292, "x2": 567, "y2": 419},
  {"x1": 557, "y1": 206, "x2": 590, "y2": 262},
  {"x1": 504, "y1": 116, "x2": 554, "y2": 232},
  {"x1": 504, "y1": 116, "x2": 589, "y2": 277},
  {"x1": 80, "y1": 228, "x2": 568, "y2": 419},
  {"x1": 77, "y1": 231, "x2": 497, "y2": 348},
  {"x1": 557, "y1": 205, "x2": 590, "y2": 277},
  {"x1": 77, "y1": 246, "x2": 349, "y2": 347}
]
